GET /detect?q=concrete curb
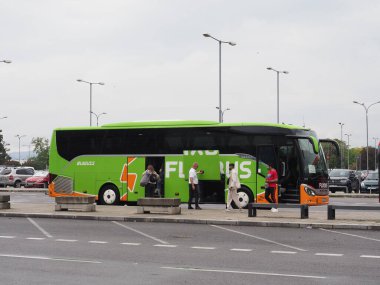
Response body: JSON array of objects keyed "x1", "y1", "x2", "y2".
[
  {"x1": 0, "y1": 189, "x2": 48, "y2": 193},
  {"x1": 329, "y1": 193, "x2": 378, "y2": 198},
  {"x1": 0, "y1": 212, "x2": 378, "y2": 231}
]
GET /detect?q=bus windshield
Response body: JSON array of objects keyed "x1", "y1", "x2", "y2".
[{"x1": 298, "y1": 138, "x2": 328, "y2": 178}]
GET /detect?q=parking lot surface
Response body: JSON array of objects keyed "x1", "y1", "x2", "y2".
[{"x1": 0, "y1": 217, "x2": 379, "y2": 284}]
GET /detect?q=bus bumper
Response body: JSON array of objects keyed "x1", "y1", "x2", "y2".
[{"x1": 300, "y1": 184, "x2": 329, "y2": 206}]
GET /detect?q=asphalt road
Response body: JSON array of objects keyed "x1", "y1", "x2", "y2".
[{"x1": 0, "y1": 217, "x2": 379, "y2": 284}]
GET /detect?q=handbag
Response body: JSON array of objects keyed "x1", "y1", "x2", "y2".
[{"x1": 140, "y1": 172, "x2": 150, "y2": 187}]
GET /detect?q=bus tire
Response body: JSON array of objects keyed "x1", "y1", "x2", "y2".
[
  {"x1": 98, "y1": 184, "x2": 120, "y2": 206},
  {"x1": 232, "y1": 186, "x2": 254, "y2": 209}
]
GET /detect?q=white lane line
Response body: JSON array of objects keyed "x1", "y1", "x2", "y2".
[
  {"x1": 211, "y1": 225, "x2": 307, "y2": 252},
  {"x1": 88, "y1": 241, "x2": 108, "y2": 244},
  {"x1": 55, "y1": 239, "x2": 78, "y2": 243},
  {"x1": 27, "y1": 218, "x2": 52, "y2": 238},
  {"x1": 320, "y1": 228, "x2": 380, "y2": 242},
  {"x1": 315, "y1": 253, "x2": 343, "y2": 257},
  {"x1": 0, "y1": 254, "x2": 101, "y2": 264},
  {"x1": 154, "y1": 244, "x2": 177, "y2": 248},
  {"x1": 26, "y1": 237, "x2": 46, "y2": 240},
  {"x1": 120, "y1": 242, "x2": 141, "y2": 246},
  {"x1": 0, "y1": 236, "x2": 15, "y2": 239},
  {"x1": 271, "y1": 251, "x2": 297, "y2": 254},
  {"x1": 230, "y1": 248, "x2": 252, "y2": 252},
  {"x1": 360, "y1": 255, "x2": 380, "y2": 259},
  {"x1": 191, "y1": 246, "x2": 216, "y2": 250},
  {"x1": 112, "y1": 221, "x2": 168, "y2": 245},
  {"x1": 161, "y1": 266, "x2": 326, "y2": 279}
]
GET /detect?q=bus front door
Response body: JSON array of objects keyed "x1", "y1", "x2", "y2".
[{"x1": 256, "y1": 145, "x2": 278, "y2": 204}]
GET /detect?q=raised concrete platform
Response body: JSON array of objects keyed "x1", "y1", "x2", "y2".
[
  {"x1": 55, "y1": 196, "x2": 96, "y2": 212},
  {"x1": 137, "y1": 198, "x2": 181, "y2": 215},
  {"x1": 0, "y1": 194, "x2": 10, "y2": 209}
]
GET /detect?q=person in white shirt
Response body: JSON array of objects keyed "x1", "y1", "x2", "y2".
[
  {"x1": 188, "y1": 162, "x2": 203, "y2": 210},
  {"x1": 226, "y1": 163, "x2": 242, "y2": 212}
]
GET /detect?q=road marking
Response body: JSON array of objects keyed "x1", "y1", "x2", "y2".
[
  {"x1": 161, "y1": 266, "x2": 326, "y2": 279},
  {"x1": 360, "y1": 255, "x2": 380, "y2": 259},
  {"x1": 191, "y1": 246, "x2": 216, "y2": 250},
  {"x1": 27, "y1": 218, "x2": 52, "y2": 238},
  {"x1": 211, "y1": 225, "x2": 307, "y2": 252},
  {"x1": 0, "y1": 254, "x2": 101, "y2": 264},
  {"x1": 0, "y1": 236, "x2": 15, "y2": 239},
  {"x1": 154, "y1": 244, "x2": 177, "y2": 248},
  {"x1": 26, "y1": 237, "x2": 45, "y2": 240},
  {"x1": 320, "y1": 228, "x2": 380, "y2": 242},
  {"x1": 55, "y1": 239, "x2": 78, "y2": 243},
  {"x1": 271, "y1": 251, "x2": 297, "y2": 254},
  {"x1": 315, "y1": 253, "x2": 343, "y2": 257},
  {"x1": 121, "y1": 242, "x2": 141, "y2": 246},
  {"x1": 230, "y1": 248, "x2": 252, "y2": 252},
  {"x1": 112, "y1": 221, "x2": 168, "y2": 244},
  {"x1": 88, "y1": 241, "x2": 108, "y2": 244}
]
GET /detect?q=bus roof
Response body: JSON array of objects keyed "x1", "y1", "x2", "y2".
[{"x1": 54, "y1": 120, "x2": 309, "y2": 131}]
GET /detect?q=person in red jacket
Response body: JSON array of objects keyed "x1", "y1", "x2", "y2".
[{"x1": 265, "y1": 164, "x2": 278, "y2": 212}]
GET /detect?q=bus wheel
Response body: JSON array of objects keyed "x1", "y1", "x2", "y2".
[
  {"x1": 99, "y1": 185, "x2": 120, "y2": 205},
  {"x1": 233, "y1": 187, "x2": 253, "y2": 209}
]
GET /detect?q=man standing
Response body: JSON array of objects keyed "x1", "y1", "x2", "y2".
[
  {"x1": 265, "y1": 164, "x2": 278, "y2": 212},
  {"x1": 226, "y1": 163, "x2": 242, "y2": 212},
  {"x1": 188, "y1": 162, "x2": 203, "y2": 210}
]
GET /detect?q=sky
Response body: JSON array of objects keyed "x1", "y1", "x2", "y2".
[{"x1": 1, "y1": 0, "x2": 380, "y2": 153}]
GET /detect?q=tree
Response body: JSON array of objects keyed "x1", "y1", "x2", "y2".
[
  {"x1": 23, "y1": 137, "x2": 49, "y2": 170},
  {"x1": 0, "y1": 131, "x2": 11, "y2": 165}
]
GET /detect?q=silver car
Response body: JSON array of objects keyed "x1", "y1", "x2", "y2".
[{"x1": 0, "y1": 167, "x2": 35, "y2": 188}]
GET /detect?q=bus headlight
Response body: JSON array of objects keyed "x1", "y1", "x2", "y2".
[{"x1": 304, "y1": 185, "x2": 316, "y2": 196}]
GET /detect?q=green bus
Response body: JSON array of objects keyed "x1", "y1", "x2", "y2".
[{"x1": 48, "y1": 121, "x2": 338, "y2": 207}]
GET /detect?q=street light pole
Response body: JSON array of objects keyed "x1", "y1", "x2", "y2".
[
  {"x1": 373, "y1": 137, "x2": 379, "y2": 170},
  {"x1": 15, "y1": 134, "x2": 26, "y2": 164},
  {"x1": 216, "y1": 107, "x2": 230, "y2": 123},
  {"x1": 353, "y1": 100, "x2": 380, "y2": 172},
  {"x1": 338, "y1": 122, "x2": 344, "y2": 168},
  {"x1": 91, "y1": 112, "x2": 107, "y2": 127},
  {"x1": 203, "y1": 33, "x2": 236, "y2": 123},
  {"x1": 266, "y1": 67, "x2": 289, "y2": 124},
  {"x1": 77, "y1": 79, "x2": 105, "y2": 126},
  {"x1": 345, "y1": 134, "x2": 352, "y2": 169}
]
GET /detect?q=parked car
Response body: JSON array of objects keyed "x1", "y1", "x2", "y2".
[
  {"x1": 360, "y1": 171, "x2": 379, "y2": 193},
  {"x1": 0, "y1": 167, "x2": 35, "y2": 188},
  {"x1": 25, "y1": 171, "x2": 49, "y2": 188},
  {"x1": 329, "y1": 169, "x2": 360, "y2": 193}
]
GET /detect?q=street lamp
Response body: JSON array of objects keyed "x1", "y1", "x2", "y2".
[
  {"x1": 203, "y1": 33, "x2": 236, "y2": 123},
  {"x1": 338, "y1": 122, "x2": 344, "y2": 168},
  {"x1": 373, "y1": 137, "x2": 379, "y2": 170},
  {"x1": 91, "y1": 111, "x2": 107, "y2": 127},
  {"x1": 344, "y1": 134, "x2": 352, "y2": 169},
  {"x1": 215, "y1": 107, "x2": 230, "y2": 123},
  {"x1": 15, "y1": 134, "x2": 26, "y2": 164},
  {"x1": 77, "y1": 79, "x2": 105, "y2": 126},
  {"x1": 0, "y1": 60, "x2": 11, "y2": 64},
  {"x1": 353, "y1": 100, "x2": 380, "y2": 172},
  {"x1": 266, "y1": 67, "x2": 289, "y2": 124}
]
